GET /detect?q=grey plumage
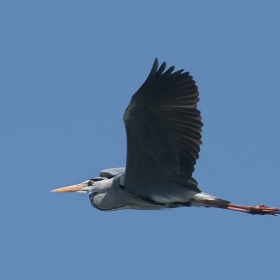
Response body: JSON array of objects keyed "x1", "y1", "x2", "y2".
[{"x1": 89, "y1": 59, "x2": 225, "y2": 210}]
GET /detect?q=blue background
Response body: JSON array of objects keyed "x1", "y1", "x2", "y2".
[{"x1": 1, "y1": 1, "x2": 280, "y2": 279}]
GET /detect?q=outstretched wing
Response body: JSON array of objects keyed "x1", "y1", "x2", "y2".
[{"x1": 123, "y1": 59, "x2": 202, "y2": 191}]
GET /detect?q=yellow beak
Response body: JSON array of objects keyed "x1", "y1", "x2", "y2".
[{"x1": 51, "y1": 184, "x2": 84, "y2": 193}]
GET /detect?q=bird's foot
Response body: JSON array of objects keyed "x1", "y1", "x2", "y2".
[{"x1": 250, "y1": 204, "x2": 280, "y2": 216}]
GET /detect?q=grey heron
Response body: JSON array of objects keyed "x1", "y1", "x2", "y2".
[{"x1": 52, "y1": 59, "x2": 280, "y2": 215}]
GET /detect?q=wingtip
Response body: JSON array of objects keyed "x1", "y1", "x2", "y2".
[
  {"x1": 154, "y1": 57, "x2": 158, "y2": 65},
  {"x1": 152, "y1": 58, "x2": 159, "y2": 73}
]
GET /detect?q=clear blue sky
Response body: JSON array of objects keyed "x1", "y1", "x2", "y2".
[{"x1": 1, "y1": 1, "x2": 280, "y2": 279}]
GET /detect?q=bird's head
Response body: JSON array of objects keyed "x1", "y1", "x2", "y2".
[{"x1": 51, "y1": 177, "x2": 112, "y2": 194}]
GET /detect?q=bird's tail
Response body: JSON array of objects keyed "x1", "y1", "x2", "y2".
[{"x1": 191, "y1": 192, "x2": 230, "y2": 207}]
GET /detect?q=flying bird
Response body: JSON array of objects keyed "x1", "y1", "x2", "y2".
[{"x1": 52, "y1": 59, "x2": 280, "y2": 215}]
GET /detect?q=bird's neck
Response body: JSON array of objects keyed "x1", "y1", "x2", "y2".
[{"x1": 93, "y1": 178, "x2": 113, "y2": 193}]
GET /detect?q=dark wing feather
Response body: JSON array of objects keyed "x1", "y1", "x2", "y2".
[{"x1": 123, "y1": 59, "x2": 202, "y2": 187}]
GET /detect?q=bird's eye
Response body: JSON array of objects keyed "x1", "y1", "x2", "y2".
[{"x1": 88, "y1": 180, "x2": 94, "y2": 186}]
